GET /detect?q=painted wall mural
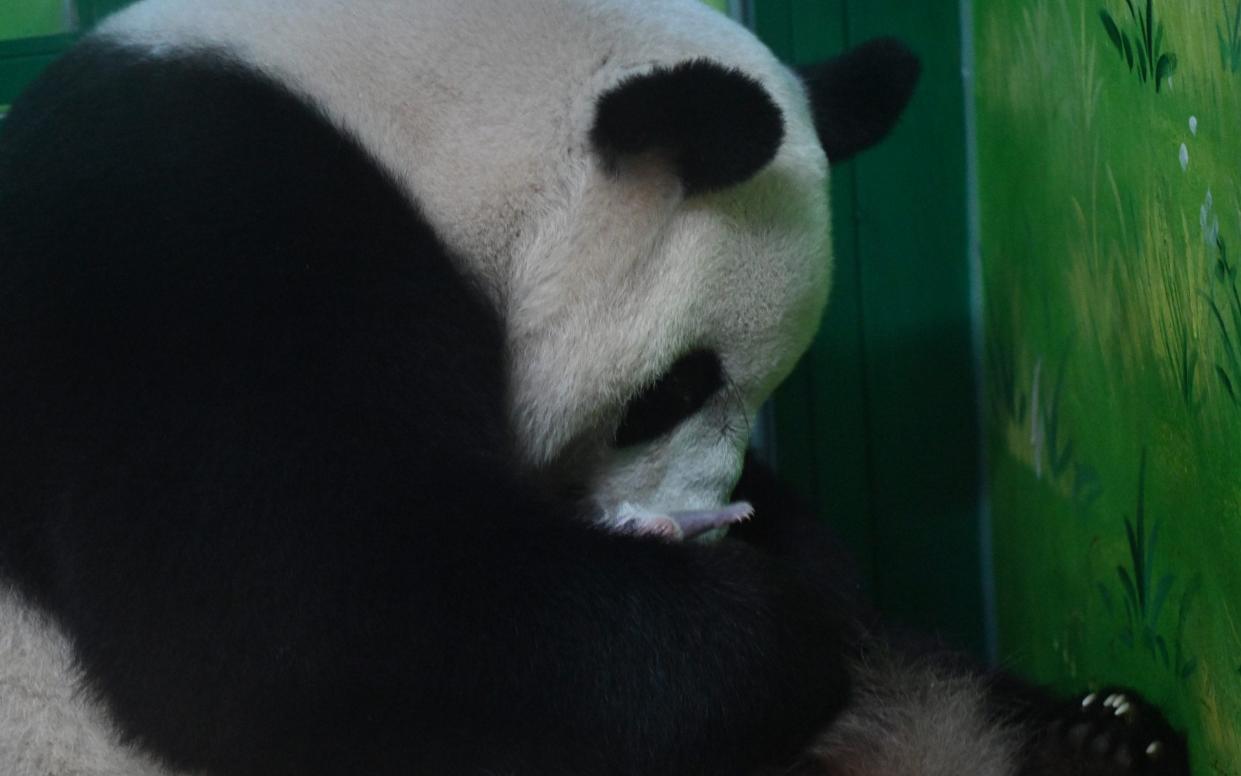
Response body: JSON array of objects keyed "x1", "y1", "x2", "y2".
[{"x1": 975, "y1": 0, "x2": 1241, "y2": 771}]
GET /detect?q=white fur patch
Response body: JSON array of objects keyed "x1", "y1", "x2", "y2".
[
  {"x1": 804, "y1": 646, "x2": 1023, "y2": 776},
  {"x1": 0, "y1": 589, "x2": 190, "y2": 776}
]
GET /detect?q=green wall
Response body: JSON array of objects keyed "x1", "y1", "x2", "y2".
[
  {"x1": 0, "y1": 2, "x2": 71, "y2": 41},
  {"x1": 0, "y1": 1, "x2": 131, "y2": 107},
  {"x1": 975, "y1": 0, "x2": 1241, "y2": 769},
  {"x1": 758, "y1": 1, "x2": 986, "y2": 657}
]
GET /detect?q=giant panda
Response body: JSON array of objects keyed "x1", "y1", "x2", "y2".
[{"x1": 0, "y1": 1, "x2": 1191, "y2": 775}]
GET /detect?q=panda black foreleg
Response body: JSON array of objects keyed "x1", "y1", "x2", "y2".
[
  {"x1": 10, "y1": 401, "x2": 857, "y2": 776},
  {"x1": 30, "y1": 477, "x2": 858, "y2": 776},
  {"x1": 1012, "y1": 685, "x2": 1190, "y2": 776}
]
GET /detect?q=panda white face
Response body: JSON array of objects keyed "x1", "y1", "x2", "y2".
[
  {"x1": 485, "y1": 13, "x2": 835, "y2": 538},
  {"x1": 506, "y1": 115, "x2": 832, "y2": 537}
]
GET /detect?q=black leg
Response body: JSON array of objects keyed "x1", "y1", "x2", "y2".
[{"x1": 1020, "y1": 687, "x2": 1190, "y2": 776}]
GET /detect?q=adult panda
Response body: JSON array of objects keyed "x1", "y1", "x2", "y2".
[{"x1": 0, "y1": 1, "x2": 1189, "y2": 775}]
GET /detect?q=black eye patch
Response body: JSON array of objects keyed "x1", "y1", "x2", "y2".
[{"x1": 614, "y1": 350, "x2": 723, "y2": 448}]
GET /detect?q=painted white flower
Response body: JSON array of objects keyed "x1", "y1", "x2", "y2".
[
  {"x1": 1202, "y1": 189, "x2": 1220, "y2": 246},
  {"x1": 1180, "y1": 143, "x2": 1189, "y2": 172},
  {"x1": 1190, "y1": 115, "x2": 1198, "y2": 135}
]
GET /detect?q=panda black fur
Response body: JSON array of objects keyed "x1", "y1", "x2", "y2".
[{"x1": 0, "y1": 2, "x2": 1189, "y2": 775}]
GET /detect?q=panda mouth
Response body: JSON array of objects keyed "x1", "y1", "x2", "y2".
[{"x1": 616, "y1": 501, "x2": 754, "y2": 542}]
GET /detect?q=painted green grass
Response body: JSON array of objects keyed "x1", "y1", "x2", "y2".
[
  {"x1": 1099, "y1": 0, "x2": 1178, "y2": 91},
  {"x1": 1096, "y1": 449, "x2": 1198, "y2": 679},
  {"x1": 1219, "y1": 0, "x2": 1241, "y2": 72},
  {"x1": 977, "y1": 0, "x2": 1241, "y2": 770}
]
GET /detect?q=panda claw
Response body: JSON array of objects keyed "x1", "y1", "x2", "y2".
[{"x1": 1042, "y1": 687, "x2": 1188, "y2": 775}]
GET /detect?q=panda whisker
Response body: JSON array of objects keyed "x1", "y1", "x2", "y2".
[{"x1": 718, "y1": 373, "x2": 752, "y2": 441}]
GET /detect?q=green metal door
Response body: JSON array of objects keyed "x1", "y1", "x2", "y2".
[{"x1": 755, "y1": 1, "x2": 986, "y2": 658}]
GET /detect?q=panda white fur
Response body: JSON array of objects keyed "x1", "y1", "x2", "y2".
[{"x1": 0, "y1": 1, "x2": 1189, "y2": 775}]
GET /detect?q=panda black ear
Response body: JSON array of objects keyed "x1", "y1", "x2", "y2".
[
  {"x1": 589, "y1": 59, "x2": 785, "y2": 196},
  {"x1": 798, "y1": 37, "x2": 921, "y2": 163}
]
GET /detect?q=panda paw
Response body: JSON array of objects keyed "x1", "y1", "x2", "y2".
[{"x1": 1039, "y1": 688, "x2": 1189, "y2": 776}]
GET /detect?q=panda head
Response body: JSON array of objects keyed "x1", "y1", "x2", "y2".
[
  {"x1": 104, "y1": 0, "x2": 918, "y2": 538},
  {"x1": 491, "y1": 20, "x2": 920, "y2": 538}
]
